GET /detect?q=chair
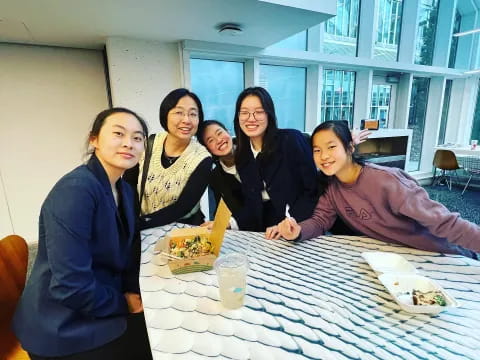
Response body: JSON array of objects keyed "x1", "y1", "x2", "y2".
[
  {"x1": 432, "y1": 150, "x2": 461, "y2": 190},
  {"x1": 0, "y1": 235, "x2": 30, "y2": 360},
  {"x1": 461, "y1": 156, "x2": 480, "y2": 195}
]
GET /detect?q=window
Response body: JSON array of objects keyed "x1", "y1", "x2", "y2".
[
  {"x1": 321, "y1": 69, "x2": 356, "y2": 127},
  {"x1": 437, "y1": 80, "x2": 452, "y2": 145},
  {"x1": 448, "y1": 10, "x2": 462, "y2": 69},
  {"x1": 323, "y1": 0, "x2": 361, "y2": 56},
  {"x1": 370, "y1": 84, "x2": 392, "y2": 128},
  {"x1": 190, "y1": 59, "x2": 244, "y2": 135},
  {"x1": 259, "y1": 64, "x2": 306, "y2": 130},
  {"x1": 374, "y1": 0, "x2": 404, "y2": 61},
  {"x1": 407, "y1": 77, "x2": 430, "y2": 172},
  {"x1": 268, "y1": 31, "x2": 307, "y2": 51},
  {"x1": 471, "y1": 80, "x2": 480, "y2": 142},
  {"x1": 414, "y1": 0, "x2": 439, "y2": 65}
]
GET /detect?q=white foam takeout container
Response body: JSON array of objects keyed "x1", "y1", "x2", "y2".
[
  {"x1": 378, "y1": 273, "x2": 459, "y2": 314},
  {"x1": 361, "y1": 251, "x2": 418, "y2": 275}
]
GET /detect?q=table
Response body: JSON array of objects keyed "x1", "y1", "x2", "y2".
[
  {"x1": 140, "y1": 224, "x2": 480, "y2": 360},
  {"x1": 434, "y1": 145, "x2": 480, "y2": 157}
]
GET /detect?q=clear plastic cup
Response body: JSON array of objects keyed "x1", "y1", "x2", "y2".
[{"x1": 214, "y1": 253, "x2": 249, "y2": 309}]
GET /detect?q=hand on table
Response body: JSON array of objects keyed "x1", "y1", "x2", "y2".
[
  {"x1": 277, "y1": 217, "x2": 301, "y2": 240},
  {"x1": 124, "y1": 292, "x2": 143, "y2": 313},
  {"x1": 200, "y1": 221, "x2": 214, "y2": 230},
  {"x1": 265, "y1": 225, "x2": 281, "y2": 240}
]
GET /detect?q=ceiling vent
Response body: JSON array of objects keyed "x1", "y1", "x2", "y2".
[{"x1": 217, "y1": 23, "x2": 243, "y2": 37}]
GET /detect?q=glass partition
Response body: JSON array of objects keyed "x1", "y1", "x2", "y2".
[
  {"x1": 374, "y1": 0, "x2": 404, "y2": 61},
  {"x1": 448, "y1": 10, "x2": 462, "y2": 69},
  {"x1": 437, "y1": 80, "x2": 452, "y2": 145},
  {"x1": 323, "y1": 0, "x2": 361, "y2": 57},
  {"x1": 407, "y1": 77, "x2": 430, "y2": 172},
  {"x1": 370, "y1": 84, "x2": 392, "y2": 128},
  {"x1": 259, "y1": 64, "x2": 307, "y2": 131},
  {"x1": 414, "y1": 0, "x2": 439, "y2": 65},
  {"x1": 321, "y1": 69, "x2": 356, "y2": 127},
  {"x1": 190, "y1": 58, "x2": 244, "y2": 134}
]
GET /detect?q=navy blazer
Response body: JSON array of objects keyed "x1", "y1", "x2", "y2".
[
  {"x1": 13, "y1": 154, "x2": 139, "y2": 357},
  {"x1": 237, "y1": 129, "x2": 318, "y2": 230}
]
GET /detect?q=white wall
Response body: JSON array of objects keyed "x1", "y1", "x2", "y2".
[
  {"x1": 106, "y1": 37, "x2": 182, "y2": 133},
  {"x1": 0, "y1": 170, "x2": 14, "y2": 236},
  {"x1": 0, "y1": 44, "x2": 108, "y2": 241}
]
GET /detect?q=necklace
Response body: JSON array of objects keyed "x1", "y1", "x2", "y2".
[
  {"x1": 163, "y1": 151, "x2": 179, "y2": 166},
  {"x1": 165, "y1": 155, "x2": 178, "y2": 164}
]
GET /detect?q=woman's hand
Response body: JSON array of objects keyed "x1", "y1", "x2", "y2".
[
  {"x1": 277, "y1": 217, "x2": 301, "y2": 240},
  {"x1": 265, "y1": 225, "x2": 281, "y2": 240},
  {"x1": 352, "y1": 129, "x2": 371, "y2": 145},
  {"x1": 200, "y1": 221, "x2": 214, "y2": 230},
  {"x1": 124, "y1": 292, "x2": 143, "y2": 313}
]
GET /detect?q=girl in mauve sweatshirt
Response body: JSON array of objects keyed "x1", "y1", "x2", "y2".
[{"x1": 266, "y1": 121, "x2": 480, "y2": 259}]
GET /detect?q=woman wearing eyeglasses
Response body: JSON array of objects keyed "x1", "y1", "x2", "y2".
[
  {"x1": 232, "y1": 87, "x2": 318, "y2": 231},
  {"x1": 125, "y1": 88, "x2": 212, "y2": 229}
]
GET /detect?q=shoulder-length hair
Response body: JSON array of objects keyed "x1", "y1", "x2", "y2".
[
  {"x1": 159, "y1": 88, "x2": 204, "y2": 132},
  {"x1": 233, "y1": 87, "x2": 278, "y2": 167}
]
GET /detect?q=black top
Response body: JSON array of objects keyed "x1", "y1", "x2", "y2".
[
  {"x1": 237, "y1": 129, "x2": 319, "y2": 231},
  {"x1": 210, "y1": 164, "x2": 243, "y2": 215}
]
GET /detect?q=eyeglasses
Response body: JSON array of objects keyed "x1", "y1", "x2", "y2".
[
  {"x1": 170, "y1": 110, "x2": 199, "y2": 120},
  {"x1": 238, "y1": 110, "x2": 266, "y2": 121}
]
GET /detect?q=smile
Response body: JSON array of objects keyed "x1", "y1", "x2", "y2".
[
  {"x1": 118, "y1": 152, "x2": 134, "y2": 159},
  {"x1": 321, "y1": 161, "x2": 335, "y2": 169},
  {"x1": 178, "y1": 127, "x2": 192, "y2": 133},
  {"x1": 217, "y1": 140, "x2": 228, "y2": 151}
]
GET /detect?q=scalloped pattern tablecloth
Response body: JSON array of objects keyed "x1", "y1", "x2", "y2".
[{"x1": 140, "y1": 224, "x2": 480, "y2": 360}]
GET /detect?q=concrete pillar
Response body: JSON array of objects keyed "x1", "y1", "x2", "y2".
[
  {"x1": 353, "y1": 69, "x2": 373, "y2": 129},
  {"x1": 357, "y1": 0, "x2": 378, "y2": 58},
  {"x1": 394, "y1": 73, "x2": 413, "y2": 129},
  {"x1": 398, "y1": 0, "x2": 421, "y2": 64},
  {"x1": 305, "y1": 64, "x2": 322, "y2": 133}
]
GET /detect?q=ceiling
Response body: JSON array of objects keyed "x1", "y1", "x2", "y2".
[{"x1": 0, "y1": 0, "x2": 335, "y2": 49}]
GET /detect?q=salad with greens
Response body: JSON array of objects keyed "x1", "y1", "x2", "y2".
[{"x1": 169, "y1": 235, "x2": 213, "y2": 258}]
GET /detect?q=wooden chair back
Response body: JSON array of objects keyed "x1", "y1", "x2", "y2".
[{"x1": 0, "y1": 235, "x2": 30, "y2": 360}]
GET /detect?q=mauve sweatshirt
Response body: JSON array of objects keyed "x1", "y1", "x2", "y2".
[{"x1": 299, "y1": 163, "x2": 480, "y2": 258}]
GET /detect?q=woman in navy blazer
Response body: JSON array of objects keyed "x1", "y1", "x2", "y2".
[
  {"x1": 233, "y1": 87, "x2": 319, "y2": 231},
  {"x1": 13, "y1": 108, "x2": 152, "y2": 359}
]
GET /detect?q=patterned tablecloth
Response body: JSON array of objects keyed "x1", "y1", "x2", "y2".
[{"x1": 140, "y1": 224, "x2": 480, "y2": 360}]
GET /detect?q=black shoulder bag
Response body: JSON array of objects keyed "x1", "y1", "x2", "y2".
[{"x1": 139, "y1": 133, "x2": 156, "y2": 204}]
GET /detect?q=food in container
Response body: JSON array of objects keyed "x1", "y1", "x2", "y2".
[{"x1": 378, "y1": 273, "x2": 458, "y2": 314}]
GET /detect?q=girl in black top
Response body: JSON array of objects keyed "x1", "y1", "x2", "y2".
[{"x1": 197, "y1": 120, "x2": 257, "y2": 230}]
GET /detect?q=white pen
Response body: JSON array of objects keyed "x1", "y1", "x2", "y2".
[{"x1": 285, "y1": 204, "x2": 291, "y2": 219}]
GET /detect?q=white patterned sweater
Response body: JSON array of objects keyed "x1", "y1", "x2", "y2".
[{"x1": 139, "y1": 132, "x2": 210, "y2": 216}]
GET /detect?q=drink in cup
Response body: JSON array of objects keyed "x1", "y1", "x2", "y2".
[
  {"x1": 214, "y1": 253, "x2": 249, "y2": 309},
  {"x1": 471, "y1": 140, "x2": 478, "y2": 150}
]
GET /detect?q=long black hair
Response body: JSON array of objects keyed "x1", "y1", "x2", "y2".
[
  {"x1": 233, "y1": 87, "x2": 278, "y2": 167},
  {"x1": 311, "y1": 120, "x2": 364, "y2": 195}
]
